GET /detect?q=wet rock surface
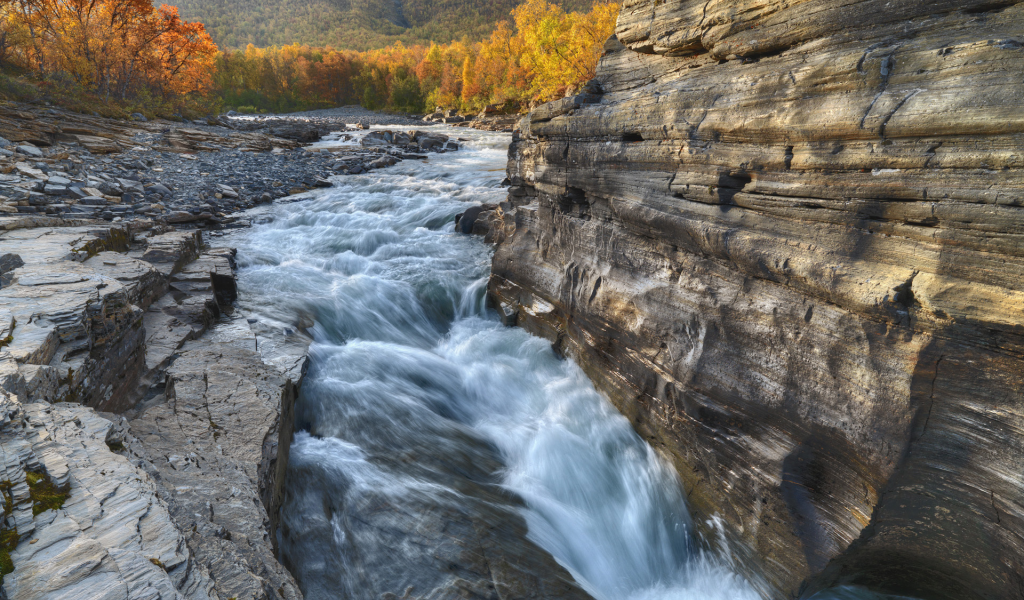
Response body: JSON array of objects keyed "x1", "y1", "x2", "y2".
[
  {"x1": 454, "y1": 202, "x2": 508, "y2": 243},
  {"x1": 490, "y1": 2, "x2": 1024, "y2": 600}
]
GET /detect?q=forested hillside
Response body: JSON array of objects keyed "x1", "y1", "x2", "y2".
[
  {"x1": 0, "y1": 0, "x2": 614, "y2": 118},
  {"x1": 216, "y1": 0, "x2": 619, "y2": 114},
  {"x1": 175, "y1": 0, "x2": 597, "y2": 50}
]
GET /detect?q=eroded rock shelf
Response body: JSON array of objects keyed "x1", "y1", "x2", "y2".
[
  {"x1": 0, "y1": 213, "x2": 307, "y2": 600},
  {"x1": 488, "y1": 2, "x2": 1024, "y2": 599}
]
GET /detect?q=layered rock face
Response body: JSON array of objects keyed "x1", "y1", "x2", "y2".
[
  {"x1": 489, "y1": 2, "x2": 1024, "y2": 599},
  {"x1": 0, "y1": 216, "x2": 306, "y2": 599}
]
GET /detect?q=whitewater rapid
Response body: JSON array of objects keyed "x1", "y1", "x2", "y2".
[{"x1": 223, "y1": 126, "x2": 902, "y2": 600}]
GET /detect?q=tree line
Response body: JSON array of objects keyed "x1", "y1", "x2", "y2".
[
  {"x1": 216, "y1": 0, "x2": 620, "y2": 115},
  {"x1": 0, "y1": 0, "x2": 618, "y2": 118}
]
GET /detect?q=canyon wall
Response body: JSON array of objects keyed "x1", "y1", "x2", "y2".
[{"x1": 488, "y1": 2, "x2": 1024, "y2": 598}]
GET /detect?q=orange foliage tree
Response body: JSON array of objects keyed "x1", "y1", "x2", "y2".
[{"x1": 0, "y1": 0, "x2": 218, "y2": 113}]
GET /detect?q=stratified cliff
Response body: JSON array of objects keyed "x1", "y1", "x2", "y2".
[{"x1": 488, "y1": 2, "x2": 1024, "y2": 599}]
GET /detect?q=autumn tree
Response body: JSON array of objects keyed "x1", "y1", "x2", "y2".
[
  {"x1": 213, "y1": 1, "x2": 619, "y2": 115},
  {"x1": 0, "y1": 0, "x2": 218, "y2": 113},
  {"x1": 512, "y1": 0, "x2": 617, "y2": 101}
]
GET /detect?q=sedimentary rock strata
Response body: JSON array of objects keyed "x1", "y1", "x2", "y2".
[
  {"x1": 126, "y1": 342, "x2": 302, "y2": 600},
  {"x1": 0, "y1": 390, "x2": 216, "y2": 600},
  {"x1": 489, "y1": 2, "x2": 1024, "y2": 599},
  {"x1": 0, "y1": 215, "x2": 305, "y2": 598}
]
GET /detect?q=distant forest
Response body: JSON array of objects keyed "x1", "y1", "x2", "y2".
[{"x1": 174, "y1": 0, "x2": 599, "y2": 50}]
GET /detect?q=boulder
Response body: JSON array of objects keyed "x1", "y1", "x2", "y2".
[
  {"x1": 269, "y1": 123, "x2": 323, "y2": 143},
  {"x1": 215, "y1": 183, "x2": 238, "y2": 198},
  {"x1": 147, "y1": 182, "x2": 172, "y2": 196},
  {"x1": 0, "y1": 252, "x2": 23, "y2": 287}
]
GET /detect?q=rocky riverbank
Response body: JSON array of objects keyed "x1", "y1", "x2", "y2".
[
  {"x1": 0, "y1": 103, "x2": 460, "y2": 226},
  {"x1": 488, "y1": 2, "x2": 1024, "y2": 600},
  {"x1": 0, "y1": 102, "x2": 465, "y2": 598}
]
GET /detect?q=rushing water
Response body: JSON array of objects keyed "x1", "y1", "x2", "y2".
[{"x1": 226, "y1": 127, "x2": 906, "y2": 600}]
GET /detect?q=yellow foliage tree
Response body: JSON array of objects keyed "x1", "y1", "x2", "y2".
[{"x1": 512, "y1": 0, "x2": 618, "y2": 101}]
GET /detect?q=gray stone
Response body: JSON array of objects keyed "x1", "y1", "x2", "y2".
[
  {"x1": 215, "y1": 184, "x2": 238, "y2": 198},
  {"x1": 14, "y1": 163, "x2": 45, "y2": 179},
  {"x1": 15, "y1": 145, "x2": 42, "y2": 158},
  {"x1": 97, "y1": 180, "x2": 122, "y2": 196},
  {"x1": 0, "y1": 225, "x2": 142, "y2": 411},
  {"x1": 141, "y1": 230, "x2": 201, "y2": 277},
  {"x1": 0, "y1": 252, "x2": 24, "y2": 282},
  {"x1": 0, "y1": 392, "x2": 215, "y2": 600},
  {"x1": 127, "y1": 342, "x2": 302, "y2": 600},
  {"x1": 148, "y1": 183, "x2": 172, "y2": 196},
  {"x1": 116, "y1": 178, "x2": 144, "y2": 194}
]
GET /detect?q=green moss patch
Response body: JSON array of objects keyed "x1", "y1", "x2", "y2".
[
  {"x1": 25, "y1": 471, "x2": 68, "y2": 516},
  {"x1": 0, "y1": 527, "x2": 18, "y2": 584}
]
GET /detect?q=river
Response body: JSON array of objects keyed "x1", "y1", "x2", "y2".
[{"x1": 223, "y1": 127, "x2": 903, "y2": 600}]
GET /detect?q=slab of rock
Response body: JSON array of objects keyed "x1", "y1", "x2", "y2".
[
  {"x1": 14, "y1": 145, "x2": 41, "y2": 158},
  {"x1": 72, "y1": 134, "x2": 120, "y2": 154},
  {"x1": 141, "y1": 230, "x2": 202, "y2": 277},
  {"x1": 140, "y1": 248, "x2": 238, "y2": 378},
  {"x1": 0, "y1": 389, "x2": 215, "y2": 600},
  {"x1": 127, "y1": 342, "x2": 302, "y2": 600},
  {"x1": 82, "y1": 251, "x2": 166, "y2": 310},
  {"x1": 490, "y1": 2, "x2": 1024, "y2": 599},
  {"x1": 0, "y1": 225, "x2": 154, "y2": 410}
]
